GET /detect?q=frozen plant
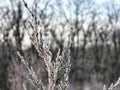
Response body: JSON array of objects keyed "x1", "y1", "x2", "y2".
[
  {"x1": 103, "y1": 77, "x2": 120, "y2": 90},
  {"x1": 17, "y1": 0, "x2": 72, "y2": 90}
]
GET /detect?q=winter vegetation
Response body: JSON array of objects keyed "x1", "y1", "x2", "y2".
[{"x1": 0, "y1": 0, "x2": 120, "y2": 90}]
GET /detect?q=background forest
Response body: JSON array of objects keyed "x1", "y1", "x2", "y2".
[{"x1": 0, "y1": 0, "x2": 120, "y2": 90}]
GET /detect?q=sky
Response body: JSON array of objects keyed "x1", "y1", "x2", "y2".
[
  {"x1": 1, "y1": 0, "x2": 119, "y2": 16},
  {"x1": 96, "y1": 0, "x2": 120, "y2": 4},
  {"x1": 0, "y1": 0, "x2": 119, "y2": 7},
  {"x1": 95, "y1": 0, "x2": 110, "y2": 4}
]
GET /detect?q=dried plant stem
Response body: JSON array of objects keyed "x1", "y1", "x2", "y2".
[
  {"x1": 103, "y1": 77, "x2": 120, "y2": 90},
  {"x1": 31, "y1": 37, "x2": 54, "y2": 90},
  {"x1": 18, "y1": 0, "x2": 72, "y2": 90}
]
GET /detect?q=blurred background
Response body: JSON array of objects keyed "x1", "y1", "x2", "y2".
[{"x1": 0, "y1": 0, "x2": 120, "y2": 90}]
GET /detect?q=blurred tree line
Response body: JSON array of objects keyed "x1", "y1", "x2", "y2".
[{"x1": 0, "y1": 0, "x2": 120, "y2": 90}]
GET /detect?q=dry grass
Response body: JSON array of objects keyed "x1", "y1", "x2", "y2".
[{"x1": 17, "y1": 0, "x2": 72, "y2": 90}]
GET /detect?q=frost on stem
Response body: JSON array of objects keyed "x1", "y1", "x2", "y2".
[
  {"x1": 103, "y1": 77, "x2": 120, "y2": 90},
  {"x1": 17, "y1": 26, "x2": 72, "y2": 90},
  {"x1": 17, "y1": 0, "x2": 72, "y2": 90},
  {"x1": 17, "y1": 52, "x2": 45, "y2": 90},
  {"x1": 29, "y1": 26, "x2": 72, "y2": 90},
  {"x1": 17, "y1": 27, "x2": 72, "y2": 90}
]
